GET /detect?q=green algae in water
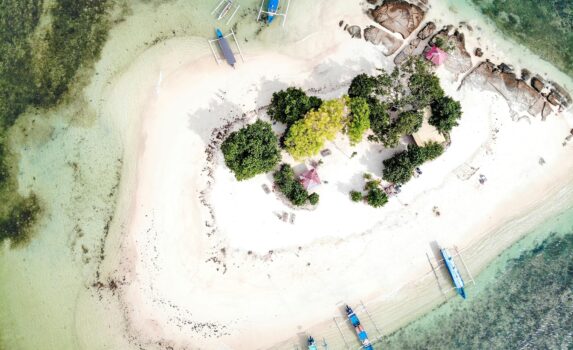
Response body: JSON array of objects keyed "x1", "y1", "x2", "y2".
[
  {"x1": 470, "y1": 0, "x2": 573, "y2": 77},
  {"x1": 379, "y1": 218, "x2": 573, "y2": 349}
]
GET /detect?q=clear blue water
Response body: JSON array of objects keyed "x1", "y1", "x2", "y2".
[{"x1": 378, "y1": 205, "x2": 573, "y2": 349}]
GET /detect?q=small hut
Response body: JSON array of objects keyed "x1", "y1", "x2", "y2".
[
  {"x1": 412, "y1": 107, "x2": 446, "y2": 146},
  {"x1": 299, "y1": 168, "x2": 321, "y2": 190},
  {"x1": 425, "y1": 46, "x2": 447, "y2": 65}
]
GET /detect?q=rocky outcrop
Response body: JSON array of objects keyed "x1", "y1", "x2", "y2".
[
  {"x1": 431, "y1": 29, "x2": 472, "y2": 77},
  {"x1": 460, "y1": 61, "x2": 545, "y2": 118},
  {"x1": 521, "y1": 69, "x2": 531, "y2": 81},
  {"x1": 370, "y1": 1, "x2": 425, "y2": 39},
  {"x1": 548, "y1": 82, "x2": 572, "y2": 108},
  {"x1": 363, "y1": 26, "x2": 403, "y2": 56},
  {"x1": 417, "y1": 21, "x2": 435, "y2": 40},
  {"x1": 541, "y1": 102, "x2": 553, "y2": 120},
  {"x1": 394, "y1": 37, "x2": 421, "y2": 65},
  {"x1": 347, "y1": 25, "x2": 362, "y2": 39},
  {"x1": 474, "y1": 47, "x2": 483, "y2": 57},
  {"x1": 531, "y1": 77, "x2": 545, "y2": 93}
]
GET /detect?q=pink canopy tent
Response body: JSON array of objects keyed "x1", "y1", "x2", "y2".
[
  {"x1": 425, "y1": 46, "x2": 447, "y2": 65},
  {"x1": 299, "y1": 168, "x2": 321, "y2": 190}
]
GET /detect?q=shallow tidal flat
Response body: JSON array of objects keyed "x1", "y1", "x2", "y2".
[{"x1": 0, "y1": 0, "x2": 572, "y2": 349}]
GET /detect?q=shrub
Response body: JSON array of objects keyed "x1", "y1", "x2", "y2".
[
  {"x1": 350, "y1": 191, "x2": 363, "y2": 202},
  {"x1": 430, "y1": 96, "x2": 463, "y2": 133},
  {"x1": 347, "y1": 97, "x2": 371, "y2": 145},
  {"x1": 308, "y1": 192, "x2": 319, "y2": 205},
  {"x1": 285, "y1": 98, "x2": 346, "y2": 160},
  {"x1": 273, "y1": 164, "x2": 310, "y2": 206},
  {"x1": 267, "y1": 87, "x2": 323, "y2": 126},
  {"x1": 366, "y1": 187, "x2": 388, "y2": 208},
  {"x1": 221, "y1": 120, "x2": 281, "y2": 181},
  {"x1": 348, "y1": 73, "x2": 376, "y2": 98}
]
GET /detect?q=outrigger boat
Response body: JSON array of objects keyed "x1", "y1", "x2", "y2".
[
  {"x1": 215, "y1": 28, "x2": 236, "y2": 68},
  {"x1": 346, "y1": 305, "x2": 374, "y2": 350},
  {"x1": 440, "y1": 248, "x2": 466, "y2": 299},
  {"x1": 217, "y1": 0, "x2": 234, "y2": 20},
  {"x1": 266, "y1": 0, "x2": 279, "y2": 23}
]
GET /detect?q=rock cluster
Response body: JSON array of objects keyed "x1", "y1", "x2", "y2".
[
  {"x1": 364, "y1": 25, "x2": 403, "y2": 56},
  {"x1": 347, "y1": 25, "x2": 362, "y2": 39},
  {"x1": 394, "y1": 21, "x2": 434, "y2": 65},
  {"x1": 461, "y1": 61, "x2": 556, "y2": 119},
  {"x1": 370, "y1": 1, "x2": 425, "y2": 39}
]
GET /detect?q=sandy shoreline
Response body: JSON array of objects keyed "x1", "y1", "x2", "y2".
[{"x1": 95, "y1": 1, "x2": 573, "y2": 349}]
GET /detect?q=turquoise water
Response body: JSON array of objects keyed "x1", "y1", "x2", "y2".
[{"x1": 378, "y1": 205, "x2": 573, "y2": 349}]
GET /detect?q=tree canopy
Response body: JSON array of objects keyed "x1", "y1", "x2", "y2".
[
  {"x1": 284, "y1": 98, "x2": 347, "y2": 160},
  {"x1": 347, "y1": 97, "x2": 371, "y2": 145},
  {"x1": 267, "y1": 87, "x2": 322, "y2": 126},
  {"x1": 273, "y1": 164, "x2": 313, "y2": 206},
  {"x1": 367, "y1": 98, "x2": 391, "y2": 142},
  {"x1": 221, "y1": 120, "x2": 281, "y2": 181},
  {"x1": 366, "y1": 187, "x2": 388, "y2": 208},
  {"x1": 382, "y1": 142, "x2": 444, "y2": 184},
  {"x1": 348, "y1": 73, "x2": 376, "y2": 98},
  {"x1": 430, "y1": 95, "x2": 463, "y2": 134},
  {"x1": 382, "y1": 110, "x2": 423, "y2": 147}
]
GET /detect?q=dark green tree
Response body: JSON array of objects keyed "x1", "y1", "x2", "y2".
[
  {"x1": 408, "y1": 71, "x2": 444, "y2": 109},
  {"x1": 308, "y1": 192, "x2": 319, "y2": 205},
  {"x1": 273, "y1": 164, "x2": 311, "y2": 206},
  {"x1": 367, "y1": 98, "x2": 391, "y2": 142},
  {"x1": 382, "y1": 143, "x2": 444, "y2": 184},
  {"x1": 267, "y1": 87, "x2": 322, "y2": 126},
  {"x1": 366, "y1": 187, "x2": 388, "y2": 208},
  {"x1": 350, "y1": 191, "x2": 363, "y2": 202},
  {"x1": 221, "y1": 120, "x2": 281, "y2": 181},
  {"x1": 382, "y1": 110, "x2": 424, "y2": 147},
  {"x1": 348, "y1": 73, "x2": 376, "y2": 98},
  {"x1": 430, "y1": 96, "x2": 463, "y2": 133}
]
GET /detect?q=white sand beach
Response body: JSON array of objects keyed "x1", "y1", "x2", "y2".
[{"x1": 94, "y1": 1, "x2": 573, "y2": 349}]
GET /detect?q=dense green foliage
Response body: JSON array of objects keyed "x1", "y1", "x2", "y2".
[
  {"x1": 267, "y1": 87, "x2": 322, "y2": 126},
  {"x1": 273, "y1": 164, "x2": 312, "y2": 206},
  {"x1": 408, "y1": 70, "x2": 444, "y2": 109},
  {"x1": 472, "y1": 0, "x2": 573, "y2": 76},
  {"x1": 366, "y1": 187, "x2": 388, "y2": 208},
  {"x1": 383, "y1": 142, "x2": 444, "y2": 184},
  {"x1": 367, "y1": 98, "x2": 391, "y2": 142},
  {"x1": 350, "y1": 190, "x2": 363, "y2": 202},
  {"x1": 0, "y1": 0, "x2": 112, "y2": 245},
  {"x1": 382, "y1": 110, "x2": 423, "y2": 147},
  {"x1": 430, "y1": 96, "x2": 463, "y2": 134},
  {"x1": 380, "y1": 232, "x2": 573, "y2": 349},
  {"x1": 308, "y1": 192, "x2": 319, "y2": 205},
  {"x1": 285, "y1": 98, "x2": 347, "y2": 160},
  {"x1": 221, "y1": 120, "x2": 281, "y2": 180},
  {"x1": 347, "y1": 97, "x2": 371, "y2": 145},
  {"x1": 348, "y1": 73, "x2": 376, "y2": 98}
]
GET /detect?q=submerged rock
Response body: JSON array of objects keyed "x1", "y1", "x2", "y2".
[
  {"x1": 347, "y1": 25, "x2": 362, "y2": 39},
  {"x1": 370, "y1": 1, "x2": 425, "y2": 39},
  {"x1": 363, "y1": 25, "x2": 403, "y2": 56},
  {"x1": 417, "y1": 21, "x2": 435, "y2": 40}
]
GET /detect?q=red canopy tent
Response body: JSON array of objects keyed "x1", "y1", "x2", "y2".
[
  {"x1": 299, "y1": 168, "x2": 321, "y2": 190},
  {"x1": 425, "y1": 46, "x2": 447, "y2": 65}
]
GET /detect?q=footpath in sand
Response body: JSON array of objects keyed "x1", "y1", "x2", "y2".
[{"x1": 100, "y1": 1, "x2": 573, "y2": 349}]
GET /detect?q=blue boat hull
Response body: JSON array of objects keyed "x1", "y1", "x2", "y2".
[
  {"x1": 267, "y1": 0, "x2": 279, "y2": 23},
  {"x1": 440, "y1": 248, "x2": 467, "y2": 299}
]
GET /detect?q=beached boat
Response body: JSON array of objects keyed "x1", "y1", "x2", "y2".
[
  {"x1": 215, "y1": 28, "x2": 236, "y2": 68},
  {"x1": 307, "y1": 336, "x2": 318, "y2": 350},
  {"x1": 217, "y1": 0, "x2": 233, "y2": 20},
  {"x1": 266, "y1": 0, "x2": 279, "y2": 23},
  {"x1": 440, "y1": 248, "x2": 466, "y2": 299},
  {"x1": 346, "y1": 305, "x2": 374, "y2": 350}
]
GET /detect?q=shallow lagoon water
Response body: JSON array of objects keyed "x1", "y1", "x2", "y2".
[{"x1": 0, "y1": 0, "x2": 572, "y2": 349}]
